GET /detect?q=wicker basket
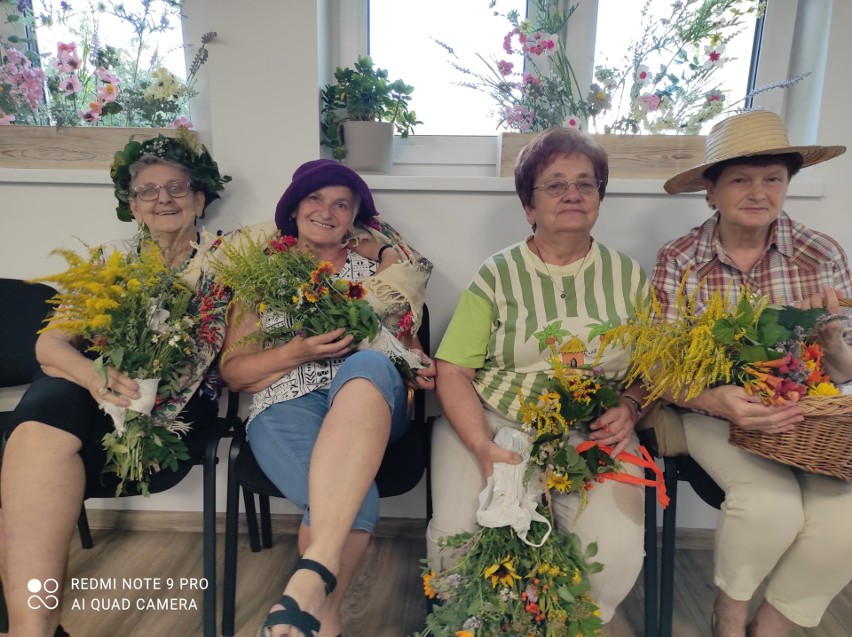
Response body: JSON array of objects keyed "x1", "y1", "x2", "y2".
[{"x1": 728, "y1": 395, "x2": 852, "y2": 481}]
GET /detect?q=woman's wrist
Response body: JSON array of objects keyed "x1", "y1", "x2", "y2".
[
  {"x1": 621, "y1": 394, "x2": 643, "y2": 422},
  {"x1": 378, "y1": 244, "x2": 399, "y2": 264}
]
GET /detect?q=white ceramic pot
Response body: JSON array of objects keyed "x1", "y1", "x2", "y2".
[{"x1": 340, "y1": 120, "x2": 394, "y2": 173}]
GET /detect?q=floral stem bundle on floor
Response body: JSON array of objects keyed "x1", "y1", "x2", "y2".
[
  {"x1": 603, "y1": 276, "x2": 840, "y2": 405},
  {"x1": 420, "y1": 355, "x2": 666, "y2": 636},
  {"x1": 36, "y1": 234, "x2": 217, "y2": 496},
  {"x1": 213, "y1": 229, "x2": 425, "y2": 380},
  {"x1": 422, "y1": 519, "x2": 604, "y2": 637}
]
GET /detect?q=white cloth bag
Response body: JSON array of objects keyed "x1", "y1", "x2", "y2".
[
  {"x1": 100, "y1": 377, "x2": 159, "y2": 434},
  {"x1": 476, "y1": 427, "x2": 552, "y2": 547}
]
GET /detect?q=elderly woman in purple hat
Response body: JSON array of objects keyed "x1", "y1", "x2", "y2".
[
  {"x1": 654, "y1": 110, "x2": 852, "y2": 637},
  {"x1": 220, "y1": 159, "x2": 434, "y2": 637}
]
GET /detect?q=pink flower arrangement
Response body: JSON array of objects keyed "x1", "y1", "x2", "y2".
[
  {"x1": 0, "y1": 47, "x2": 47, "y2": 111},
  {"x1": 0, "y1": 2, "x2": 218, "y2": 127}
]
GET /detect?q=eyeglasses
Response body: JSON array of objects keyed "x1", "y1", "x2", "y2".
[
  {"x1": 533, "y1": 178, "x2": 602, "y2": 197},
  {"x1": 133, "y1": 181, "x2": 192, "y2": 201}
]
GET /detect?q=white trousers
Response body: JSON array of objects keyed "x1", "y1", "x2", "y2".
[
  {"x1": 682, "y1": 411, "x2": 852, "y2": 627},
  {"x1": 426, "y1": 407, "x2": 645, "y2": 622}
]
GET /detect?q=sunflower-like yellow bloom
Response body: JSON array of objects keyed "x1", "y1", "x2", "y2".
[
  {"x1": 548, "y1": 472, "x2": 572, "y2": 493},
  {"x1": 483, "y1": 556, "x2": 521, "y2": 588},
  {"x1": 422, "y1": 571, "x2": 436, "y2": 599},
  {"x1": 808, "y1": 382, "x2": 841, "y2": 397}
]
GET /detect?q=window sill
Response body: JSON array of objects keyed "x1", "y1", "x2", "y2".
[{"x1": 0, "y1": 168, "x2": 826, "y2": 199}]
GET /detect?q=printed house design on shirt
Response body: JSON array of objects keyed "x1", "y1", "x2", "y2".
[{"x1": 559, "y1": 335, "x2": 586, "y2": 367}]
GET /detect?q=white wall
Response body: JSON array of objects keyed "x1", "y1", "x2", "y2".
[{"x1": 1, "y1": 0, "x2": 850, "y2": 529}]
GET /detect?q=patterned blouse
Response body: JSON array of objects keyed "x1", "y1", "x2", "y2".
[{"x1": 247, "y1": 250, "x2": 377, "y2": 423}]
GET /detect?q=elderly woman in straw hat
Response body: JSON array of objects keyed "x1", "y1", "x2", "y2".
[{"x1": 653, "y1": 110, "x2": 852, "y2": 637}]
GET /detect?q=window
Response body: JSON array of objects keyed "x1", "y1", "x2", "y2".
[
  {"x1": 1, "y1": 1, "x2": 191, "y2": 126},
  {"x1": 368, "y1": 0, "x2": 527, "y2": 136},
  {"x1": 367, "y1": 0, "x2": 768, "y2": 137}
]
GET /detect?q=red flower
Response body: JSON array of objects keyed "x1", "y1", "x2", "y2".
[
  {"x1": 396, "y1": 310, "x2": 414, "y2": 337},
  {"x1": 347, "y1": 281, "x2": 366, "y2": 300},
  {"x1": 269, "y1": 234, "x2": 297, "y2": 253}
]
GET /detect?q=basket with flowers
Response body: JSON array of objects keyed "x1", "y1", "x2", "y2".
[
  {"x1": 212, "y1": 229, "x2": 425, "y2": 380},
  {"x1": 418, "y1": 349, "x2": 667, "y2": 637},
  {"x1": 604, "y1": 277, "x2": 852, "y2": 480}
]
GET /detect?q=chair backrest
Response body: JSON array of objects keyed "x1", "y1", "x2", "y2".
[{"x1": 0, "y1": 279, "x2": 56, "y2": 388}]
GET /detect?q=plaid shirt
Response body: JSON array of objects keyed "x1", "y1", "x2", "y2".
[{"x1": 652, "y1": 211, "x2": 852, "y2": 321}]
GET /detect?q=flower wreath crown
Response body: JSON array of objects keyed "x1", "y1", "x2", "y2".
[{"x1": 110, "y1": 128, "x2": 232, "y2": 222}]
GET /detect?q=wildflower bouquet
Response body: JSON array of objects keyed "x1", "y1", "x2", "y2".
[
  {"x1": 516, "y1": 362, "x2": 623, "y2": 503},
  {"x1": 420, "y1": 356, "x2": 651, "y2": 636},
  {"x1": 603, "y1": 281, "x2": 840, "y2": 406},
  {"x1": 421, "y1": 521, "x2": 604, "y2": 637},
  {"x1": 213, "y1": 230, "x2": 424, "y2": 380},
  {"x1": 36, "y1": 236, "x2": 208, "y2": 496}
]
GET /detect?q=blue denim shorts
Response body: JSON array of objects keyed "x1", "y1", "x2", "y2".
[{"x1": 247, "y1": 350, "x2": 409, "y2": 532}]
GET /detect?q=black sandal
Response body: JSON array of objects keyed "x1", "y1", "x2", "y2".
[{"x1": 259, "y1": 558, "x2": 337, "y2": 637}]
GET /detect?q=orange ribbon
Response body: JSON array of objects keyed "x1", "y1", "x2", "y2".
[{"x1": 575, "y1": 441, "x2": 670, "y2": 509}]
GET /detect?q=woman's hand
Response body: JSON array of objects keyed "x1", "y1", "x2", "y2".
[
  {"x1": 89, "y1": 366, "x2": 139, "y2": 408},
  {"x1": 472, "y1": 437, "x2": 522, "y2": 480},
  {"x1": 685, "y1": 385, "x2": 802, "y2": 433},
  {"x1": 797, "y1": 285, "x2": 852, "y2": 384},
  {"x1": 287, "y1": 327, "x2": 354, "y2": 364},
  {"x1": 589, "y1": 399, "x2": 637, "y2": 457},
  {"x1": 406, "y1": 350, "x2": 436, "y2": 391}
]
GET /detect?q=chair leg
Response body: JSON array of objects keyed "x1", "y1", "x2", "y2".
[
  {"x1": 243, "y1": 489, "x2": 261, "y2": 553},
  {"x1": 202, "y1": 440, "x2": 218, "y2": 637},
  {"x1": 643, "y1": 474, "x2": 659, "y2": 637},
  {"x1": 222, "y1": 438, "x2": 242, "y2": 637},
  {"x1": 259, "y1": 494, "x2": 273, "y2": 549},
  {"x1": 77, "y1": 504, "x2": 93, "y2": 549},
  {"x1": 659, "y1": 458, "x2": 680, "y2": 637}
]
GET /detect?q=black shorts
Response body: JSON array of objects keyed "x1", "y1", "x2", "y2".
[{"x1": 4, "y1": 371, "x2": 218, "y2": 497}]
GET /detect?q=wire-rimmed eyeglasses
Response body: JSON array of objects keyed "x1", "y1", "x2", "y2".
[
  {"x1": 133, "y1": 180, "x2": 193, "y2": 201},
  {"x1": 533, "y1": 178, "x2": 602, "y2": 197}
]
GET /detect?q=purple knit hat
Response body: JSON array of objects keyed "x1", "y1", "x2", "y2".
[{"x1": 274, "y1": 159, "x2": 379, "y2": 235}]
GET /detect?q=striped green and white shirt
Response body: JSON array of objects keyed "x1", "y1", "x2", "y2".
[{"x1": 436, "y1": 238, "x2": 648, "y2": 419}]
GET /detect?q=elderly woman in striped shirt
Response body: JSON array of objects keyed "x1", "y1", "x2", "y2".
[{"x1": 426, "y1": 126, "x2": 650, "y2": 624}]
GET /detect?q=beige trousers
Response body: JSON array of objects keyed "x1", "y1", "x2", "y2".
[
  {"x1": 426, "y1": 407, "x2": 645, "y2": 623},
  {"x1": 682, "y1": 411, "x2": 852, "y2": 627}
]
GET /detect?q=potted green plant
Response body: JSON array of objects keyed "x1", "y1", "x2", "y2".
[{"x1": 320, "y1": 55, "x2": 420, "y2": 172}]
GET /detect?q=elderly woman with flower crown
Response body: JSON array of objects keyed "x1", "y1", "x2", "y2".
[
  {"x1": 654, "y1": 110, "x2": 852, "y2": 637},
  {"x1": 0, "y1": 131, "x2": 231, "y2": 637},
  {"x1": 218, "y1": 159, "x2": 435, "y2": 637}
]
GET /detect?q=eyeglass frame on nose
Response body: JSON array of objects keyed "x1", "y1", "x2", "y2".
[
  {"x1": 132, "y1": 180, "x2": 193, "y2": 201},
  {"x1": 533, "y1": 178, "x2": 603, "y2": 197}
]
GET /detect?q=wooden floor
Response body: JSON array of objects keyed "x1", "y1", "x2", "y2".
[{"x1": 23, "y1": 519, "x2": 851, "y2": 637}]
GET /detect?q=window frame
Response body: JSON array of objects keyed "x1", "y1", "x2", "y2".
[{"x1": 330, "y1": 0, "x2": 801, "y2": 174}]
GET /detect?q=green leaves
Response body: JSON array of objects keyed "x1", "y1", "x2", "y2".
[{"x1": 320, "y1": 55, "x2": 421, "y2": 157}]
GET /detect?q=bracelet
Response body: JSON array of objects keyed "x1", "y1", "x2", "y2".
[
  {"x1": 377, "y1": 244, "x2": 394, "y2": 261},
  {"x1": 622, "y1": 395, "x2": 643, "y2": 418}
]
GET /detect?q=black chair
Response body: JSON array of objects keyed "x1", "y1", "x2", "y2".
[
  {"x1": 640, "y1": 425, "x2": 725, "y2": 637},
  {"x1": 221, "y1": 306, "x2": 432, "y2": 637},
  {"x1": 0, "y1": 278, "x2": 238, "y2": 637}
]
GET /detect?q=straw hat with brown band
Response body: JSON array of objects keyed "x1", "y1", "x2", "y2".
[{"x1": 663, "y1": 110, "x2": 847, "y2": 194}]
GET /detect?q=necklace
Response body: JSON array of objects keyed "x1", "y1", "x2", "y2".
[{"x1": 532, "y1": 237, "x2": 590, "y2": 299}]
